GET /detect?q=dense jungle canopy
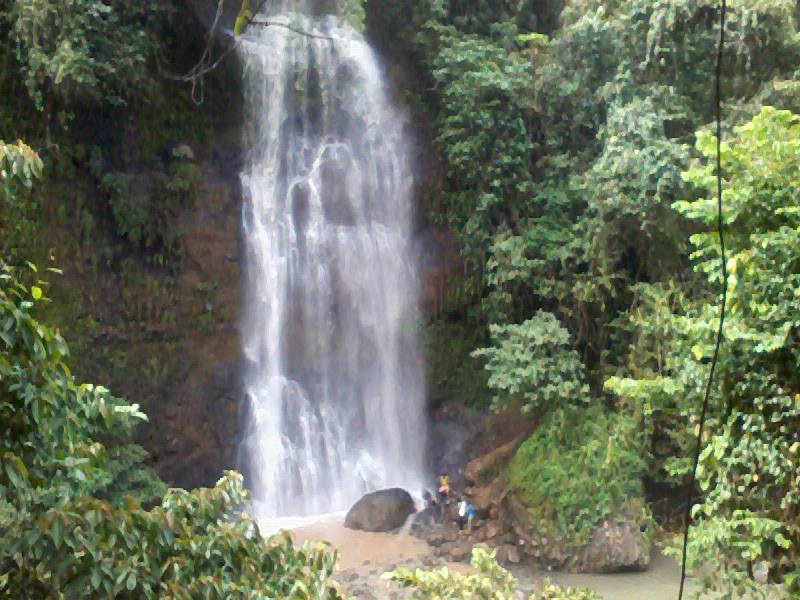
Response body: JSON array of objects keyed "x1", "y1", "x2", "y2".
[{"x1": 1, "y1": 0, "x2": 799, "y2": 598}]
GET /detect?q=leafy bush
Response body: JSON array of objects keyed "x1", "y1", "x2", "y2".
[
  {"x1": 426, "y1": 23, "x2": 537, "y2": 262},
  {"x1": 0, "y1": 259, "x2": 344, "y2": 600},
  {"x1": 2, "y1": 0, "x2": 172, "y2": 106},
  {"x1": 536, "y1": 580, "x2": 602, "y2": 600},
  {"x1": 680, "y1": 392, "x2": 800, "y2": 599},
  {"x1": 509, "y1": 407, "x2": 649, "y2": 547},
  {"x1": 473, "y1": 311, "x2": 589, "y2": 413},
  {"x1": 671, "y1": 106, "x2": 798, "y2": 598},
  {"x1": 0, "y1": 140, "x2": 43, "y2": 262},
  {"x1": 385, "y1": 547, "x2": 601, "y2": 600}
]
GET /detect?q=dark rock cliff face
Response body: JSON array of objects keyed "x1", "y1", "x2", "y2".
[
  {"x1": 138, "y1": 168, "x2": 245, "y2": 489},
  {"x1": 55, "y1": 146, "x2": 246, "y2": 490}
]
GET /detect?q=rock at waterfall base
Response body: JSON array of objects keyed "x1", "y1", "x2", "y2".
[
  {"x1": 576, "y1": 521, "x2": 650, "y2": 573},
  {"x1": 505, "y1": 493, "x2": 650, "y2": 572},
  {"x1": 345, "y1": 488, "x2": 416, "y2": 533}
]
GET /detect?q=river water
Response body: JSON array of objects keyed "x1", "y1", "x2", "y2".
[{"x1": 552, "y1": 552, "x2": 700, "y2": 600}]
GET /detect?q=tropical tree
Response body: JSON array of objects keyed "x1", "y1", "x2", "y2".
[{"x1": 608, "y1": 107, "x2": 800, "y2": 598}]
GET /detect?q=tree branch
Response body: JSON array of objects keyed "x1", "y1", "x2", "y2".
[
  {"x1": 159, "y1": 0, "x2": 335, "y2": 104},
  {"x1": 247, "y1": 19, "x2": 336, "y2": 41}
]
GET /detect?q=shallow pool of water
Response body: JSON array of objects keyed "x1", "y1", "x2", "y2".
[{"x1": 547, "y1": 551, "x2": 698, "y2": 600}]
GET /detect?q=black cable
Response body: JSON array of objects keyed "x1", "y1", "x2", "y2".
[{"x1": 677, "y1": 1, "x2": 728, "y2": 599}]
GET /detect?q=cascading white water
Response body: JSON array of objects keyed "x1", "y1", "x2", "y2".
[{"x1": 238, "y1": 1, "x2": 426, "y2": 518}]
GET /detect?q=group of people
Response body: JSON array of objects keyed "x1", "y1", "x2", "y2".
[{"x1": 423, "y1": 475, "x2": 474, "y2": 533}]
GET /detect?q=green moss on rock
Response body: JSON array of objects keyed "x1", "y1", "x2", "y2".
[{"x1": 509, "y1": 407, "x2": 651, "y2": 550}]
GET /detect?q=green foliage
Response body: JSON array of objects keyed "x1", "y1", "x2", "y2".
[
  {"x1": 367, "y1": 0, "x2": 800, "y2": 372},
  {"x1": 336, "y1": 0, "x2": 366, "y2": 29},
  {"x1": 534, "y1": 582, "x2": 602, "y2": 600},
  {"x1": 0, "y1": 140, "x2": 43, "y2": 183},
  {"x1": 678, "y1": 392, "x2": 799, "y2": 600},
  {"x1": 676, "y1": 106, "x2": 800, "y2": 348},
  {"x1": 428, "y1": 24, "x2": 536, "y2": 259},
  {"x1": 509, "y1": 407, "x2": 649, "y2": 547},
  {"x1": 101, "y1": 153, "x2": 200, "y2": 263},
  {"x1": 483, "y1": 0, "x2": 799, "y2": 361},
  {"x1": 408, "y1": 12, "x2": 800, "y2": 586},
  {"x1": 0, "y1": 140, "x2": 44, "y2": 263},
  {"x1": 579, "y1": 92, "x2": 690, "y2": 252},
  {"x1": 473, "y1": 311, "x2": 588, "y2": 413},
  {"x1": 385, "y1": 547, "x2": 601, "y2": 600},
  {"x1": 385, "y1": 547, "x2": 518, "y2": 600},
  {"x1": 669, "y1": 106, "x2": 800, "y2": 429},
  {"x1": 0, "y1": 0, "x2": 237, "y2": 277},
  {"x1": 609, "y1": 107, "x2": 800, "y2": 596},
  {"x1": 1, "y1": 0, "x2": 172, "y2": 107},
  {"x1": 546, "y1": 0, "x2": 800, "y2": 145},
  {"x1": 374, "y1": 0, "x2": 798, "y2": 397},
  {"x1": 677, "y1": 107, "x2": 799, "y2": 597},
  {"x1": 604, "y1": 283, "x2": 699, "y2": 483}
]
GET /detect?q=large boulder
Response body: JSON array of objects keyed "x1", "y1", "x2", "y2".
[
  {"x1": 344, "y1": 488, "x2": 416, "y2": 532},
  {"x1": 576, "y1": 520, "x2": 650, "y2": 573},
  {"x1": 502, "y1": 493, "x2": 651, "y2": 572}
]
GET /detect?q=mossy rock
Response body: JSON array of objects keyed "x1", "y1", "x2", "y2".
[{"x1": 508, "y1": 407, "x2": 653, "y2": 571}]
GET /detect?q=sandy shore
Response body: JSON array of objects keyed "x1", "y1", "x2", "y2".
[{"x1": 287, "y1": 515, "x2": 431, "y2": 570}]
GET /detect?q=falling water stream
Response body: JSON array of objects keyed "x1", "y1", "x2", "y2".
[{"x1": 238, "y1": 1, "x2": 426, "y2": 518}]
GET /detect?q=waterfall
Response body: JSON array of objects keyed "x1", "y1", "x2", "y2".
[{"x1": 238, "y1": 2, "x2": 426, "y2": 518}]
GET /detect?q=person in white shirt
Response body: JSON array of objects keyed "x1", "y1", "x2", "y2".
[{"x1": 457, "y1": 499, "x2": 468, "y2": 530}]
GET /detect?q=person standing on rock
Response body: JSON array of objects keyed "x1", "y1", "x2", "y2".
[
  {"x1": 437, "y1": 475, "x2": 451, "y2": 523},
  {"x1": 438, "y1": 475, "x2": 450, "y2": 497},
  {"x1": 457, "y1": 498, "x2": 468, "y2": 530},
  {"x1": 466, "y1": 501, "x2": 474, "y2": 533}
]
